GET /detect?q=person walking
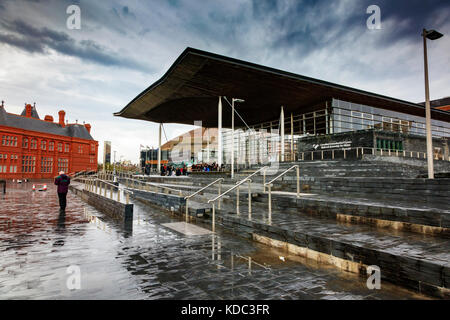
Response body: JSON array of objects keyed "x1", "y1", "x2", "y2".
[{"x1": 54, "y1": 171, "x2": 71, "y2": 212}]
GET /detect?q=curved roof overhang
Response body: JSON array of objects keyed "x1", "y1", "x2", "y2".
[{"x1": 114, "y1": 47, "x2": 450, "y2": 128}]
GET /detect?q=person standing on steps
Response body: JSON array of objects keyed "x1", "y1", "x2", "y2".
[{"x1": 54, "y1": 171, "x2": 71, "y2": 212}]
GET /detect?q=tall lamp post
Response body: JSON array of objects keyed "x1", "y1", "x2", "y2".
[
  {"x1": 422, "y1": 28, "x2": 443, "y2": 179},
  {"x1": 113, "y1": 151, "x2": 117, "y2": 181},
  {"x1": 231, "y1": 98, "x2": 245, "y2": 179}
]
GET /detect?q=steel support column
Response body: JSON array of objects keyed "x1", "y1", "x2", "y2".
[
  {"x1": 218, "y1": 97, "x2": 223, "y2": 168},
  {"x1": 157, "y1": 123, "x2": 162, "y2": 173},
  {"x1": 280, "y1": 106, "x2": 285, "y2": 162}
]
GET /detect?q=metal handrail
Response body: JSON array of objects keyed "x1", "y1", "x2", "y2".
[
  {"x1": 236, "y1": 166, "x2": 269, "y2": 185},
  {"x1": 184, "y1": 178, "x2": 224, "y2": 222},
  {"x1": 265, "y1": 164, "x2": 299, "y2": 187},
  {"x1": 185, "y1": 178, "x2": 224, "y2": 200},
  {"x1": 208, "y1": 178, "x2": 252, "y2": 203},
  {"x1": 298, "y1": 146, "x2": 449, "y2": 162},
  {"x1": 264, "y1": 165, "x2": 300, "y2": 224},
  {"x1": 96, "y1": 178, "x2": 133, "y2": 193},
  {"x1": 121, "y1": 176, "x2": 184, "y2": 196},
  {"x1": 84, "y1": 177, "x2": 133, "y2": 204},
  {"x1": 207, "y1": 178, "x2": 253, "y2": 233}
]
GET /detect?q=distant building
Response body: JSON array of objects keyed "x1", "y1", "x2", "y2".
[
  {"x1": 420, "y1": 97, "x2": 450, "y2": 112},
  {"x1": 140, "y1": 128, "x2": 218, "y2": 172},
  {"x1": 0, "y1": 101, "x2": 98, "y2": 179},
  {"x1": 103, "y1": 141, "x2": 111, "y2": 167}
]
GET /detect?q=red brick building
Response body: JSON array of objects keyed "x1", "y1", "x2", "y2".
[{"x1": 0, "y1": 101, "x2": 98, "y2": 180}]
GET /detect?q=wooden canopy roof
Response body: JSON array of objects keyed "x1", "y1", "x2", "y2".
[{"x1": 114, "y1": 47, "x2": 450, "y2": 128}]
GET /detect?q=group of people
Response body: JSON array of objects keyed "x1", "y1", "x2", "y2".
[
  {"x1": 160, "y1": 164, "x2": 188, "y2": 176},
  {"x1": 191, "y1": 162, "x2": 221, "y2": 172}
]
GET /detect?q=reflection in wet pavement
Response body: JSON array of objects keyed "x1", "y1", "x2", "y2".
[{"x1": 0, "y1": 181, "x2": 430, "y2": 299}]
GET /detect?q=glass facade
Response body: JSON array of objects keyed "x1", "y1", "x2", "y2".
[
  {"x1": 331, "y1": 99, "x2": 450, "y2": 138},
  {"x1": 214, "y1": 98, "x2": 449, "y2": 166}
]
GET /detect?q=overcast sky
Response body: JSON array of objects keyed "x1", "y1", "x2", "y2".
[{"x1": 0, "y1": 0, "x2": 449, "y2": 163}]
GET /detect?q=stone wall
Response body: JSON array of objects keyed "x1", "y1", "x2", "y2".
[
  {"x1": 132, "y1": 189, "x2": 186, "y2": 213},
  {"x1": 69, "y1": 185, "x2": 133, "y2": 223},
  {"x1": 210, "y1": 210, "x2": 449, "y2": 299}
]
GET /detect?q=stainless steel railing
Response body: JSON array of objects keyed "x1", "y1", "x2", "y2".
[
  {"x1": 184, "y1": 178, "x2": 224, "y2": 222},
  {"x1": 121, "y1": 177, "x2": 184, "y2": 196},
  {"x1": 264, "y1": 164, "x2": 300, "y2": 224},
  {"x1": 207, "y1": 178, "x2": 253, "y2": 233},
  {"x1": 84, "y1": 177, "x2": 133, "y2": 204},
  {"x1": 298, "y1": 147, "x2": 449, "y2": 162}
]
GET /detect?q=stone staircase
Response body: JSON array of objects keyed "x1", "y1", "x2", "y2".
[
  {"x1": 204, "y1": 193, "x2": 449, "y2": 298},
  {"x1": 125, "y1": 157, "x2": 450, "y2": 298}
]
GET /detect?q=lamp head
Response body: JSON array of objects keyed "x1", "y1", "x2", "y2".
[
  {"x1": 233, "y1": 98, "x2": 245, "y2": 103},
  {"x1": 423, "y1": 29, "x2": 443, "y2": 40}
]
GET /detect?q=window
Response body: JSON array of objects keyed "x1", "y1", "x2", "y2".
[
  {"x1": 376, "y1": 138, "x2": 403, "y2": 152},
  {"x1": 91, "y1": 144, "x2": 95, "y2": 152},
  {"x1": 10, "y1": 166, "x2": 17, "y2": 173},
  {"x1": 363, "y1": 114, "x2": 374, "y2": 129},
  {"x1": 351, "y1": 111, "x2": 363, "y2": 131},
  {"x1": 65, "y1": 144, "x2": 70, "y2": 153},
  {"x1": 400, "y1": 120, "x2": 411, "y2": 134},
  {"x1": 23, "y1": 138, "x2": 28, "y2": 148},
  {"x1": 58, "y1": 158, "x2": 69, "y2": 172},
  {"x1": 78, "y1": 145, "x2": 82, "y2": 154},
  {"x1": 2, "y1": 135, "x2": 18, "y2": 147},
  {"x1": 22, "y1": 156, "x2": 36, "y2": 173},
  {"x1": 49, "y1": 141, "x2": 54, "y2": 151},
  {"x1": 58, "y1": 143, "x2": 63, "y2": 152},
  {"x1": 41, "y1": 140, "x2": 47, "y2": 150},
  {"x1": 31, "y1": 139, "x2": 37, "y2": 149},
  {"x1": 41, "y1": 157, "x2": 53, "y2": 173}
]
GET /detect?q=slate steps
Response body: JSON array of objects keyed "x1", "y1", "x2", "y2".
[{"x1": 205, "y1": 198, "x2": 450, "y2": 298}]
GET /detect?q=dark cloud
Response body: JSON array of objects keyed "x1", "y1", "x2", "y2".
[
  {"x1": 243, "y1": 0, "x2": 450, "y2": 60},
  {"x1": 0, "y1": 19, "x2": 150, "y2": 71}
]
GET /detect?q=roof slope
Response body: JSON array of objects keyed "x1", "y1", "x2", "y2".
[
  {"x1": 115, "y1": 47, "x2": 450, "y2": 128},
  {"x1": 0, "y1": 107, "x2": 93, "y2": 140},
  {"x1": 20, "y1": 106, "x2": 40, "y2": 119}
]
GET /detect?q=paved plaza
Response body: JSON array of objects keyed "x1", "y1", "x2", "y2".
[{"x1": 0, "y1": 182, "x2": 431, "y2": 300}]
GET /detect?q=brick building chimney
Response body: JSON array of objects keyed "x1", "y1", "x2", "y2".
[
  {"x1": 84, "y1": 123, "x2": 92, "y2": 133},
  {"x1": 25, "y1": 104, "x2": 33, "y2": 118},
  {"x1": 58, "y1": 110, "x2": 66, "y2": 127}
]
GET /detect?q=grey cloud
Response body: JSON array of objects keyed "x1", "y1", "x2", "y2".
[
  {"x1": 0, "y1": 19, "x2": 151, "y2": 71},
  {"x1": 251, "y1": 0, "x2": 450, "y2": 52}
]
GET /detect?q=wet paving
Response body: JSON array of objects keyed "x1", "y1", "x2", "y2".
[{"x1": 0, "y1": 181, "x2": 431, "y2": 300}]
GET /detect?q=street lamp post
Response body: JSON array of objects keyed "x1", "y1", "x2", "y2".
[
  {"x1": 113, "y1": 151, "x2": 117, "y2": 181},
  {"x1": 422, "y1": 28, "x2": 443, "y2": 179}
]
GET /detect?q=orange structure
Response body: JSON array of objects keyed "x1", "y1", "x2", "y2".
[{"x1": 0, "y1": 101, "x2": 98, "y2": 180}]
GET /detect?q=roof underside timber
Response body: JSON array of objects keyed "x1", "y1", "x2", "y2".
[{"x1": 114, "y1": 47, "x2": 450, "y2": 128}]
